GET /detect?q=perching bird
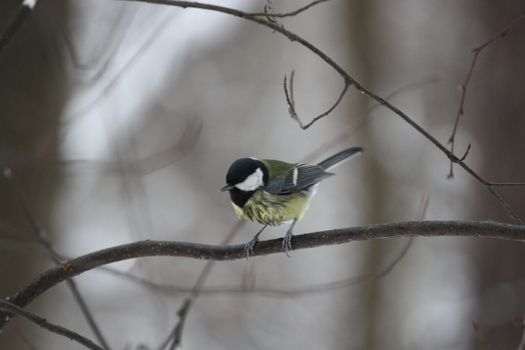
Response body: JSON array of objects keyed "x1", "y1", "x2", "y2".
[{"x1": 221, "y1": 147, "x2": 363, "y2": 257}]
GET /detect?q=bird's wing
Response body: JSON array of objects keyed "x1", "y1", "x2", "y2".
[{"x1": 264, "y1": 164, "x2": 334, "y2": 195}]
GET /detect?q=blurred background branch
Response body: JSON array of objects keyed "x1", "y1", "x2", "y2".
[{"x1": 0, "y1": 299, "x2": 103, "y2": 350}]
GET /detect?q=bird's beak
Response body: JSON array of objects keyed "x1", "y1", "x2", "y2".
[{"x1": 221, "y1": 184, "x2": 234, "y2": 192}]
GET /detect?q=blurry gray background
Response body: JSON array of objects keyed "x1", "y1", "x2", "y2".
[{"x1": 1, "y1": 0, "x2": 524, "y2": 349}]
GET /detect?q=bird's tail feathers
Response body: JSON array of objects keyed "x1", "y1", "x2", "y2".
[{"x1": 318, "y1": 147, "x2": 363, "y2": 170}]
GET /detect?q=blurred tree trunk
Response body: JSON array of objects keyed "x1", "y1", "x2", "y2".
[
  {"x1": 0, "y1": 1, "x2": 69, "y2": 347},
  {"x1": 339, "y1": 1, "x2": 394, "y2": 349}
]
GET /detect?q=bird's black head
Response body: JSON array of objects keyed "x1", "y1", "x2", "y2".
[
  {"x1": 221, "y1": 158, "x2": 269, "y2": 207},
  {"x1": 222, "y1": 158, "x2": 269, "y2": 191}
]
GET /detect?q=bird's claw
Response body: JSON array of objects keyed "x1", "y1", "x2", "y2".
[
  {"x1": 244, "y1": 237, "x2": 258, "y2": 258},
  {"x1": 282, "y1": 231, "x2": 293, "y2": 257}
]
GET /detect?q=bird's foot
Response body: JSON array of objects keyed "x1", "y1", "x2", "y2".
[
  {"x1": 244, "y1": 237, "x2": 259, "y2": 258},
  {"x1": 243, "y1": 225, "x2": 267, "y2": 259},
  {"x1": 282, "y1": 230, "x2": 293, "y2": 257}
]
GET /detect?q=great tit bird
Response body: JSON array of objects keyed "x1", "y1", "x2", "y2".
[{"x1": 221, "y1": 147, "x2": 363, "y2": 256}]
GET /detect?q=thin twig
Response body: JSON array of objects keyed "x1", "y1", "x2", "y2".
[
  {"x1": 0, "y1": 0, "x2": 36, "y2": 58},
  {"x1": 0, "y1": 167, "x2": 111, "y2": 349},
  {"x1": 458, "y1": 143, "x2": 471, "y2": 162},
  {"x1": 169, "y1": 299, "x2": 192, "y2": 350},
  {"x1": 1, "y1": 220, "x2": 524, "y2": 330},
  {"x1": 303, "y1": 77, "x2": 439, "y2": 162},
  {"x1": 120, "y1": 0, "x2": 524, "y2": 223},
  {"x1": 284, "y1": 69, "x2": 350, "y2": 129},
  {"x1": 448, "y1": 9, "x2": 525, "y2": 178},
  {"x1": 157, "y1": 221, "x2": 245, "y2": 349},
  {"x1": 0, "y1": 299, "x2": 103, "y2": 350},
  {"x1": 156, "y1": 298, "x2": 192, "y2": 350},
  {"x1": 284, "y1": 70, "x2": 299, "y2": 126},
  {"x1": 471, "y1": 320, "x2": 488, "y2": 349},
  {"x1": 487, "y1": 186, "x2": 520, "y2": 224},
  {"x1": 254, "y1": 0, "x2": 331, "y2": 18},
  {"x1": 485, "y1": 182, "x2": 525, "y2": 187}
]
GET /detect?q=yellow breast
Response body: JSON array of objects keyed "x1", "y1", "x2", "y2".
[{"x1": 231, "y1": 190, "x2": 310, "y2": 226}]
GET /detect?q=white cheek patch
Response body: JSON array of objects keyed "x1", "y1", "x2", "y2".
[{"x1": 235, "y1": 168, "x2": 264, "y2": 191}]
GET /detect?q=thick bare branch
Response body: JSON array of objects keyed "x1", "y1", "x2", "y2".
[
  {"x1": 66, "y1": 195, "x2": 430, "y2": 300},
  {"x1": 0, "y1": 220, "x2": 523, "y2": 330}
]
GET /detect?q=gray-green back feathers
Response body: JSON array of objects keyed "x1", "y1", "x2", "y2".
[{"x1": 262, "y1": 147, "x2": 363, "y2": 195}]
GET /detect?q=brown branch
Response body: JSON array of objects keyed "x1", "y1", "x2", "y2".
[
  {"x1": 0, "y1": 299, "x2": 103, "y2": 350},
  {"x1": 65, "y1": 195, "x2": 430, "y2": 299},
  {"x1": 147, "y1": 196, "x2": 425, "y2": 299},
  {"x1": 1, "y1": 220, "x2": 523, "y2": 330},
  {"x1": 448, "y1": 9, "x2": 525, "y2": 178},
  {"x1": 73, "y1": 238, "x2": 411, "y2": 298}
]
